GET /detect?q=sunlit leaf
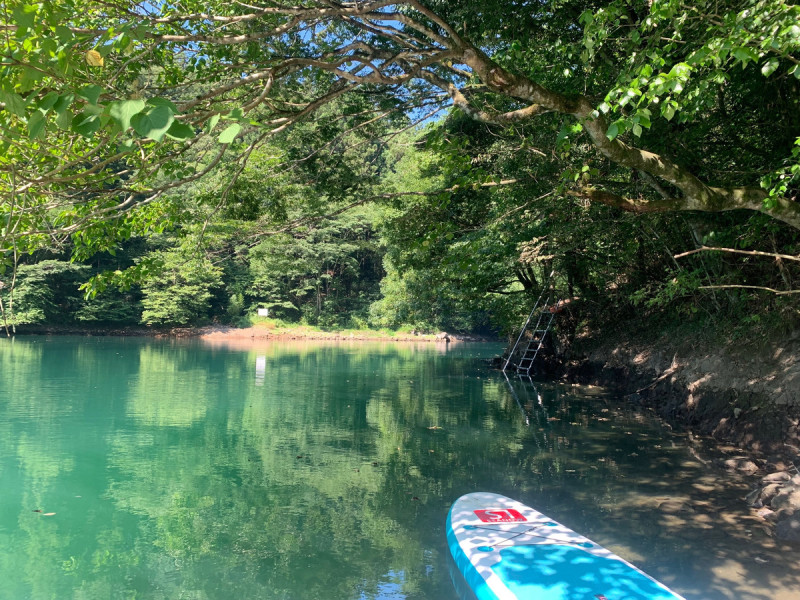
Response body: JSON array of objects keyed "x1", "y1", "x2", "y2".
[
  {"x1": 218, "y1": 123, "x2": 241, "y2": 144},
  {"x1": 761, "y1": 58, "x2": 780, "y2": 77},
  {"x1": 108, "y1": 99, "x2": 146, "y2": 132},
  {"x1": 85, "y1": 50, "x2": 104, "y2": 67},
  {"x1": 12, "y1": 4, "x2": 37, "y2": 30},
  {"x1": 0, "y1": 90, "x2": 26, "y2": 117},
  {"x1": 131, "y1": 105, "x2": 175, "y2": 142},
  {"x1": 205, "y1": 114, "x2": 221, "y2": 133},
  {"x1": 55, "y1": 108, "x2": 73, "y2": 129}
]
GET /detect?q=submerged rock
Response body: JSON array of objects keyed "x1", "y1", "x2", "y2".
[
  {"x1": 761, "y1": 471, "x2": 793, "y2": 485},
  {"x1": 775, "y1": 515, "x2": 800, "y2": 544},
  {"x1": 758, "y1": 483, "x2": 783, "y2": 507},
  {"x1": 756, "y1": 507, "x2": 778, "y2": 521},
  {"x1": 772, "y1": 484, "x2": 800, "y2": 514},
  {"x1": 722, "y1": 456, "x2": 761, "y2": 475},
  {"x1": 748, "y1": 470, "x2": 800, "y2": 544}
]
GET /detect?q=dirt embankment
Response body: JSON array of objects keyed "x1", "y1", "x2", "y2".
[{"x1": 554, "y1": 329, "x2": 800, "y2": 457}]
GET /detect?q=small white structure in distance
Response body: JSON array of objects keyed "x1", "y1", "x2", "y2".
[{"x1": 257, "y1": 308, "x2": 269, "y2": 317}]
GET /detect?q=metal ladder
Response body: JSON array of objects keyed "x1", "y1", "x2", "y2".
[{"x1": 502, "y1": 291, "x2": 561, "y2": 376}]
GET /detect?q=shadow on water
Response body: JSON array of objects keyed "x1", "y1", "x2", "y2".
[{"x1": 499, "y1": 374, "x2": 800, "y2": 600}]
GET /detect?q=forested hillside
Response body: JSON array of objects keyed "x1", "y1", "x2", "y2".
[{"x1": 1, "y1": 0, "x2": 799, "y2": 339}]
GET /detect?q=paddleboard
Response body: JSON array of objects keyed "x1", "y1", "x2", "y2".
[{"x1": 446, "y1": 492, "x2": 687, "y2": 600}]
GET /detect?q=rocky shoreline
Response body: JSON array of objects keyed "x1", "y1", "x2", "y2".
[
  {"x1": 747, "y1": 471, "x2": 800, "y2": 544},
  {"x1": 544, "y1": 329, "x2": 800, "y2": 544}
]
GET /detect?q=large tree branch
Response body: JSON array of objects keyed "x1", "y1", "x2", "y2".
[
  {"x1": 698, "y1": 284, "x2": 800, "y2": 295},
  {"x1": 445, "y1": 43, "x2": 800, "y2": 228},
  {"x1": 5, "y1": 0, "x2": 800, "y2": 257},
  {"x1": 674, "y1": 246, "x2": 800, "y2": 263}
]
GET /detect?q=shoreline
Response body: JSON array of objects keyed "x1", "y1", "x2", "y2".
[{"x1": 2, "y1": 323, "x2": 499, "y2": 343}]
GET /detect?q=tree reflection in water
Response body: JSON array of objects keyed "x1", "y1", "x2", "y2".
[{"x1": 0, "y1": 337, "x2": 797, "y2": 599}]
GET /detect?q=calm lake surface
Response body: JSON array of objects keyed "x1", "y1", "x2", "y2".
[{"x1": 0, "y1": 336, "x2": 797, "y2": 600}]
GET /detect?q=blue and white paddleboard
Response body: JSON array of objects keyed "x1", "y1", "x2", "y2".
[{"x1": 446, "y1": 492, "x2": 686, "y2": 600}]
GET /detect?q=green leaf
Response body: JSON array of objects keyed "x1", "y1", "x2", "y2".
[
  {"x1": 662, "y1": 103, "x2": 676, "y2": 121},
  {"x1": 77, "y1": 85, "x2": 103, "y2": 106},
  {"x1": 56, "y1": 108, "x2": 73, "y2": 130},
  {"x1": 632, "y1": 123, "x2": 643, "y2": 137},
  {"x1": 19, "y1": 66, "x2": 44, "y2": 93},
  {"x1": 165, "y1": 120, "x2": 195, "y2": 140},
  {"x1": 761, "y1": 58, "x2": 780, "y2": 77},
  {"x1": 55, "y1": 25, "x2": 73, "y2": 44},
  {"x1": 668, "y1": 63, "x2": 692, "y2": 78},
  {"x1": 72, "y1": 111, "x2": 101, "y2": 138},
  {"x1": 12, "y1": 4, "x2": 37, "y2": 30},
  {"x1": 37, "y1": 91, "x2": 60, "y2": 112},
  {"x1": 52, "y1": 93, "x2": 74, "y2": 115},
  {"x1": 131, "y1": 105, "x2": 175, "y2": 142},
  {"x1": 27, "y1": 110, "x2": 46, "y2": 140},
  {"x1": 687, "y1": 47, "x2": 709, "y2": 65},
  {"x1": 83, "y1": 103, "x2": 104, "y2": 117},
  {"x1": 218, "y1": 123, "x2": 242, "y2": 144},
  {"x1": 733, "y1": 47, "x2": 759, "y2": 64},
  {"x1": 0, "y1": 90, "x2": 27, "y2": 117},
  {"x1": 205, "y1": 114, "x2": 221, "y2": 133},
  {"x1": 108, "y1": 99, "x2": 146, "y2": 132},
  {"x1": 556, "y1": 124, "x2": 571, "y2": 144},
  {"x1": 606, "y1": 121, "x2": 620, "y2": 140},
  {"x1": 147, "y1": 97, "x2": 180, "y2": 114}
]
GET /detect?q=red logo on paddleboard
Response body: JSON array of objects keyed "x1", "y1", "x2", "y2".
[{"x1": 474, "y1": 509, "x2": 527, "y2": 523}]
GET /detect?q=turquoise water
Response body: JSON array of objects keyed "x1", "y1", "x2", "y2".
[{"x1": 0, "y1": 337, "x2": 797, "y2": 600}]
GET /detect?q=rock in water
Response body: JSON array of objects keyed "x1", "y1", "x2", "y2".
[{"x1": 775, "y1": 515, "x2": 800, "y2": 544}]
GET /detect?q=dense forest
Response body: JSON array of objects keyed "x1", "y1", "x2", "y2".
[{"x1": 1, "y1": 0, "x2": 799, "y2": 339}]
